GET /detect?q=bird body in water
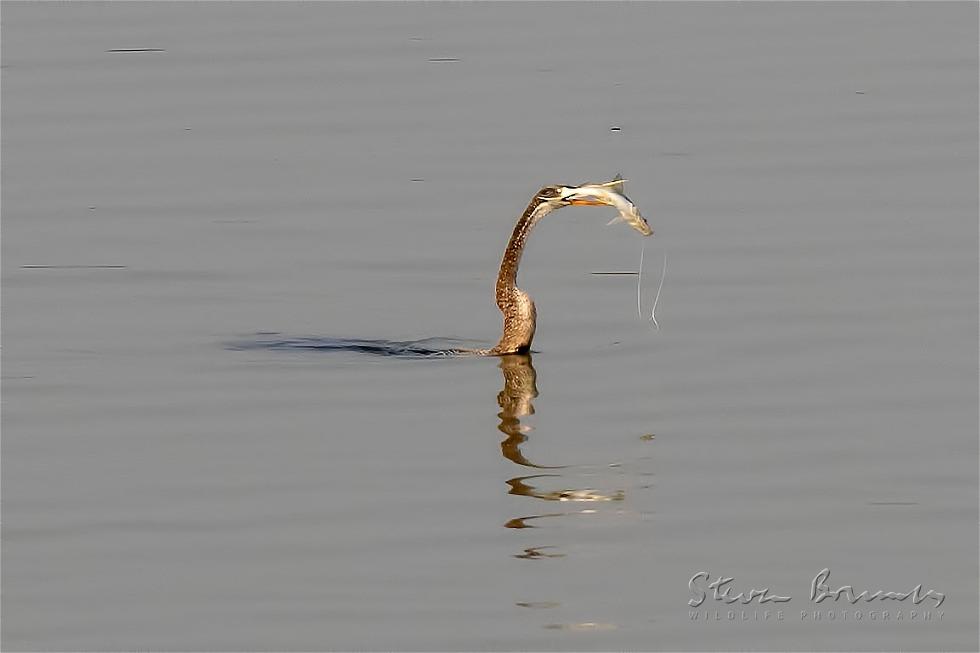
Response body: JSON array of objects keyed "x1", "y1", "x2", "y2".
[
  {"x1": 483, "y1": 178, "x2": 652, "y2": 356},
  {"x1": 229, "y1": 178, "x2": 650, "y2": 358}
]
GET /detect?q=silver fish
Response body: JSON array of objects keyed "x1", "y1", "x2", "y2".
[{"x1": 561, "y1": 176, "x2": 653, "y2": 236}]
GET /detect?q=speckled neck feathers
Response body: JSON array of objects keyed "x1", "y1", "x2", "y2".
[{"x1": 488, "y1": 194, "x2": 560, "y2": 355}]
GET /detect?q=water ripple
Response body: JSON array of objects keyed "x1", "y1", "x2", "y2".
[{"x1": 226, "y1": 333, "x2": 484, "y2": 358}]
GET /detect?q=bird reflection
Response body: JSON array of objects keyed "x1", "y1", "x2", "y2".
[
  {"x1": 496, "y1": 354, "x2": 636, "y2": 630},
  {"x1": 496, "y1": 354, "x2": 624, "y2": 534},
  {"x1": 496, "y1": 354, "x2": 563, "y2": 469},
  {"x1": 503, "y1": 513, "x2": 566, "y2": 530},
  {"x1": 514, "y1": 546, "x2": 566, "y2": 560}
]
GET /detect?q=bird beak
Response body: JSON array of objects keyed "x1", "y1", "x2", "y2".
[{"x1": 568, "y1": 196, "x2": 610, "y2": 206}]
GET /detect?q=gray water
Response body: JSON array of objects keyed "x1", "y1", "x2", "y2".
[{"x1": 2, "y1": 3, "x2": 977, "y2": 651}]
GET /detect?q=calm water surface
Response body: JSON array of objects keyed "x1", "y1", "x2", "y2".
[{"x1": 3, "y1": 3, "x2": 977, "y2": 650}]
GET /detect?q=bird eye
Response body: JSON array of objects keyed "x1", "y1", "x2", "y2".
[{"x1": 538, "y1": 187, "x2": 560, "y2": 199}]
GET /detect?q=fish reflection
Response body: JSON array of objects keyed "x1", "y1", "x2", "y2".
[
  {"x1": 507, "y1": 475, "x2": 625, "y2": 502},
  {"x1": 544, "y1": 622, "x2": 617, "y2": 631}
]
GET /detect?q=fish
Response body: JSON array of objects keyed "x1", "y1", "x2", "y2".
[{"x1": 562, "y1": 175, "x2": 653, "y2": 236}]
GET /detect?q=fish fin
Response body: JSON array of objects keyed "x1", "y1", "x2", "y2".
[
  {"x1": 594, "y1": 174, "x2": 627, "y2": 193},
  {"x1": 607, "y1": 214, "x2": 626, "y2": 226},
  {"x1": 589, "y1": 174, "x2": 628, "y2": 193},
  {"x1": 607, "y1": 173, "x2": 626, "y2": 194}
]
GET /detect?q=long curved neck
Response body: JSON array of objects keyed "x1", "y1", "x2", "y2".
[
  {"x1": 489, "y1": 197, "x2": 559, "y2": 355},
  {"x1": 495, "y1": 198, "x2": 555, "y2": 297}
]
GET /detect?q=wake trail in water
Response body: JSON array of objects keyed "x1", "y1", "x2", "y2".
[{"x1": 226, "y1": 334, "x2": 484, "y2": 358}]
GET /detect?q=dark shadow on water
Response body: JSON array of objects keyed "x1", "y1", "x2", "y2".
[{"x1": 226, "y1": 332, "x2": 487, "y2": 359}]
